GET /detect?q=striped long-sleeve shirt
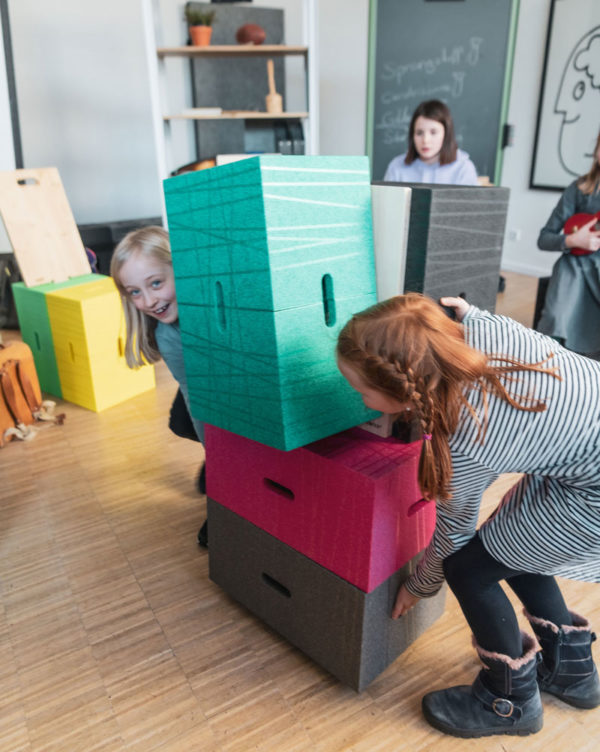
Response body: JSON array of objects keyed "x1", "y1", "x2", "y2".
[{"x1": 406, "y1": 305, "x2": 600, "y2": 599}]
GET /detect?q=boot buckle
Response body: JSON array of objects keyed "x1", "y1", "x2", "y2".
[{"x1": 492, "y1": 698, "x2": 515, "y2": 717}]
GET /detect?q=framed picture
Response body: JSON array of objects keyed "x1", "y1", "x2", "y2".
[{"x1": 530, "y1": 0, "x2": 600, "y2": 191}]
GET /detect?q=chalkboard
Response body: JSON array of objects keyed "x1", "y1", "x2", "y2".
[{"x1": 366, "y1": 0, "x2": 520, "y2": 183}]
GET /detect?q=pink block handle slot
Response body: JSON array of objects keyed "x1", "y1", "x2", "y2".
[
  {"x1": 408, "y1": 498, "x2": 430, "y2": 516},
  {"x1": 263, "y1": 477, "x2": 295, "y2": 501}
]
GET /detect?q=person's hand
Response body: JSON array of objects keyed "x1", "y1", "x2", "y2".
[
  {"x1": 391, "y1": 583, "x2": 421, "y2": 619},
  {"x1": 565, "y1": 216, "x2": 600, "y2": 253},
  {"x1": 439, "y1": 296, "x2": 470, "y2": 322}
]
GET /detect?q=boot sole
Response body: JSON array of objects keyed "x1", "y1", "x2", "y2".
[
  {"x1": 422, "y1": 706, "x2": 543, "y2": 738},
  {"x1": 541, "y1": 687, "x2": 600, "y2": 710}
]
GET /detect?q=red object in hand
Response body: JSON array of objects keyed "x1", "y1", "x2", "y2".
[
  {"x1": 563, "y1": 212, "x2": 600, "y2": 256},
  {"x1": 235, "y1": 23, "x2": 266, "y2": 45}
]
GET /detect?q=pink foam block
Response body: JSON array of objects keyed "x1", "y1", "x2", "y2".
[{"x1": 205, "y1": 424, "x2": 436, "y2": 593}]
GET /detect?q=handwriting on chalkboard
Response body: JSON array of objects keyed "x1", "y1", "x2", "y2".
[{"x1": 375, "y1": 38, "x2": 483, "y2": 146}]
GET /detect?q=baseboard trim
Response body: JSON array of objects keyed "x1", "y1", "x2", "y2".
[{"x1": 500, "y1": 260, "x2": 552, "y2": 278}]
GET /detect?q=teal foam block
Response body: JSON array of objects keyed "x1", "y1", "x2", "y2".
[
  {"x1": 12, "y1": 274, "x2": 105, "y2": 397},
  {"x1": 164, "y1": 155, "x2": 378, "y2": 450}
]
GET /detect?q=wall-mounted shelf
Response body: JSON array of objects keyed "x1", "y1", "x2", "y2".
[
  {"x1": 157, "y1": 45, "x2": 308, "y2": 58},
  {"x1": 142, "y1": 0, "x2": 318, "y2": 224},
  {"x1": 164, "y1": 111, "x2": 309, "y2": 121}
]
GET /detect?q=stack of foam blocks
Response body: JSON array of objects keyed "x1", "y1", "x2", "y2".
[
  {"x1": 12, "y1": 274, "x2": 155, "y2": 411},
  {"x1": 163, "y1": 156, "x2": 444, "y2": 691}
]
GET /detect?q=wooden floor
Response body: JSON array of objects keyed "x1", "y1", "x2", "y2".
[{"x1": 1, "y1": 271, "x2": 598, "y2": 751}]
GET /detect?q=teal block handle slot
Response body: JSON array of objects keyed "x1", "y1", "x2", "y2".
[
  {"x1": 261, "y1": 572, "x2": 291, "y2": 598},
  {"x1": 263, "y1": 477, "x2": 295, "y2": 501},
  {"x1": 408, "y1": 498, "x2": 430, "y2": 517},
  {"x1": 321, "y1": 274, "x2": 336, "y2": 327},
  {"x1": 215, "y1": 280, "x2": 227, "y2": 332},
  {"x1": 34, "y1": 332, "x2": 41, "y2": 351}
]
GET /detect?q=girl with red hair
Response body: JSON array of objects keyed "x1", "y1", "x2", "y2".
[{"x1": 337, "y1": 293, "x2": 600, "y2": 738}]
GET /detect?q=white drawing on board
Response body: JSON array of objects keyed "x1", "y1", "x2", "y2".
[{"x1": 554, "y1": 26, "x2": 600, "y2": 177}]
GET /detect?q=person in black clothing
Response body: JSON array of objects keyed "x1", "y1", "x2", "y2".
[{"x1": 168, "y1": 387, "x2": 207, "y2": 547}]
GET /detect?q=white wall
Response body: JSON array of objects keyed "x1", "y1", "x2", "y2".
[
  {"x1": 6, "y1": 0, "x2": 162, "y2": 224},
  {"x1": 0, "y1": 0, "x2": 571, "y2": 276},
  {"x1": 0, "y1": 19, "x2": 13, "y2": 172},
  {"x1": 0, "y1": 12, "x2": 14, "y2": 252},
  {"x1": 318, "y1": 0, "x2": 368, "y2": 156},
  {"x1": 498, "y1": 0, "x2": 565, "y2": 277}
]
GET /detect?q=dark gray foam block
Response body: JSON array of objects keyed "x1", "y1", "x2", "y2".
[
  {"x1": 373, "y1": 182, "x2": 510, "y2": 312},
  {"x1": 208, "y1": 498, "x2": 446, "y2": 692}
]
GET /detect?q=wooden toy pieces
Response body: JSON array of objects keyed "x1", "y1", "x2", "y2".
[{"x1": 265, "y1": 59, "x2": 283, "y2": 114}]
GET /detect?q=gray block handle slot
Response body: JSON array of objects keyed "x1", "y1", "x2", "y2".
[{"x1": 261, "y1": 572, "x2": 291, "y2": 598}]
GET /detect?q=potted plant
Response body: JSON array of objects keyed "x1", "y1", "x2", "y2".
[{"x1": 185, "y1": 6, "x2": 216, "y2": 47}]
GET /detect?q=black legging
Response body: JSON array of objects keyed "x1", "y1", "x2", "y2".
[{"x1": 443, "y1": 533, "x2": 572, "y2": 658}]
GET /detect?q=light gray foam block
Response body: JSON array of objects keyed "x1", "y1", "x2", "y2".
[
  {"x1": 373, "y1": 182, "x2": 509, "y2": 312},
  {"x1": 208, "y1": 499, "x2": 446, "y2": 692}
]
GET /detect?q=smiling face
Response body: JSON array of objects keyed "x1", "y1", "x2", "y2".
[
  {"x1": 338, "y1": 359, "x2": 409, "y2": 414},
  {"x1": 118, "y1": 252, "x2": 178, "y2": 324},
  {"x1": 412, "y1": 116, "x2": 446, "y2": 165}
]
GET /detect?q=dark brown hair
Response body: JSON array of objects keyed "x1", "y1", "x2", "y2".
[
  {"x1": 337, "y1": 294, "x2": 560, "y2": 503},
  {"x1": 404, "y1": 99, "x2": 457, "y2": 166}
]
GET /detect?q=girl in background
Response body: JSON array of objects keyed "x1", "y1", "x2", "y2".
[
  {"x1": 110, "y1": 226, "x2": 208, "y2": 546},
  {"x1": 537, "y1": 130, "x2": 600, "y2": 358},
  {"x1": 337, "y1": 292, "x2": 599, "y2": 739},
  {"x1": 384, "y1": 99, "x2": 479, "y2": 185}
]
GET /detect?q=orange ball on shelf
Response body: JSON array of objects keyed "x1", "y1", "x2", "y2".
[{"x1": 235, "y1": 23, "x2": 266, "y2": 45}]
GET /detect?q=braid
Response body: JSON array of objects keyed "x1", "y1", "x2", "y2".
[
  {"x1": 411, "y1": 375, "x2": 447, "y2": 501},
  {"x1": 336, "y1": 292, "x2": 562, "y2": 503},
  {"x1": 422, "y1": 389, "x2": 435, "y2": 436}
]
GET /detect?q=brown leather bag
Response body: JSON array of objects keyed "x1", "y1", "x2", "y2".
[{"x1": 0, "y1": 340, "x2": 64, "y2": 447}]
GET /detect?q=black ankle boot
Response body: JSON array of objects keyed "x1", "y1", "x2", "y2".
[
  {"x1": 422, "y1": 632, "x2": 543, "y2": 738},
  {"x1": 525, "y1": 609, "x2": 600, "y2": 709},
  {"x1": 197, "y1": 519, "x2": 208, "y2": 548},
  {"x1": 197, "y1": 463, "x2": 206, "y2": 495}
]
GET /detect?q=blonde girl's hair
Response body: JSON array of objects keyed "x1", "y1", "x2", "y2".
[
  {"x1": 577, "y1": 130, "x2": 600, "y2": 194},
  {"x1": 336, "y1": 293, "x2": 560, "y2": 503},
  {"x1": 110, "y1": 225, "x2": 170, "y2": 368}
]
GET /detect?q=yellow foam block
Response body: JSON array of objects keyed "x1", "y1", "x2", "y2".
[{"x1": 46, "y1": 277, "x2": 155, "y2": 411}]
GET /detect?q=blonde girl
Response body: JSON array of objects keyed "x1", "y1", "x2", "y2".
[{"x1": 111, "y1": 226, "x2": 207, "y2": 544}]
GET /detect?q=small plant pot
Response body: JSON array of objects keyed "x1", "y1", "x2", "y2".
[{"x1": 189, "y1": 25, "x2": 212, "y2": 47}]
